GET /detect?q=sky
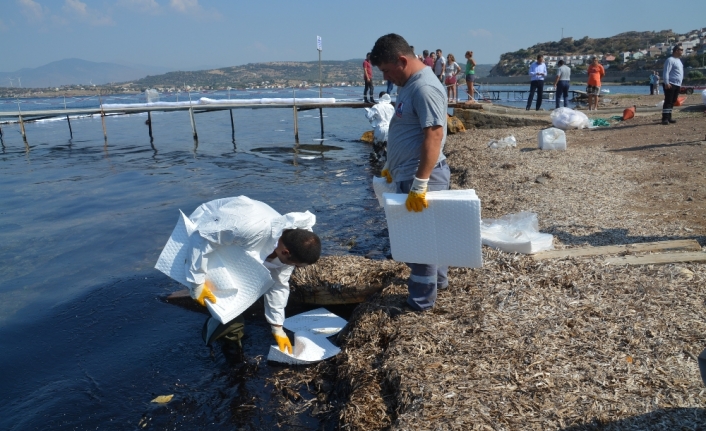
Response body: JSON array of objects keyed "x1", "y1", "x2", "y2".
[{"x1": 1, "y1": 0, "x2": 705, "y2": 73}]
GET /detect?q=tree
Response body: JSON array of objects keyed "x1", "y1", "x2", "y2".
[{"x1": 687, "y1": 70, "x2": 703, "y2": 79}]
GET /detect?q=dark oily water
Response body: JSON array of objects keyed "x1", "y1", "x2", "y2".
[{"x1": 0, "y1": 93, "x2": 387, "y2": 430}]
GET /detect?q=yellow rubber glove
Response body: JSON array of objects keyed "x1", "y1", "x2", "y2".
[
  {"x1": 272, "y1": 326, "x2": 292, "y2": 354},
  {"x1": 381, "y1": 161, "x2": 393, "y2": 183},
  {"x1": 193, "y1": 280, "x2": 217, "y2": 306},
  {"x1": 406, "y1": 177, "x2": 429, "y2": 212}
]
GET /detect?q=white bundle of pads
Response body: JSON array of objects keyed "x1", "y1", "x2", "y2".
[
  {"x1": 372, "y1": 176, "x2": 397, "y2": 207},
  {"x1": 383, "y1": 190, "x2": 483, "y2": 268},
  {"x1": 550, "y1": 107, "x2": 590, "y2": 130},
  {"x1": 267, "y1": 308, "x2": 347, "y2": 365},
  {"x1": 480, "y1": 211, "x2": 554, "y2": 254},
  {"x1": 154, "y1": 212, "x2": 274, "y2": 324}
]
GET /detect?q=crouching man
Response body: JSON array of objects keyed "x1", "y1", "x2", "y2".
[{"x1": 163, "y1": 196, "x2": 321, "y2": 356}]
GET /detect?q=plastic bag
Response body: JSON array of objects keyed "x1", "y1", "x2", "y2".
[
  {"x1": 487, "y1": 135, "x2": 517, "y2": 149},
  {"x1": 655, "y1": 100, "x2": 664, "y2": 108},
  {"x1": 480, "y1": 212, "x2": 554, "y2": 254},
  {"x1": 550, "y1": 107, "x2": 590, "y2": 130}
]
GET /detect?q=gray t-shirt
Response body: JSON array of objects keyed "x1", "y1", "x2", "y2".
[
  {"x1": 556, "y1": 65, "x2": 571, "y2": 81},
  {"x1": 387, "y1": 66, "x2": 447, "y2": 182},
  {"x1": 663, "y1": 57, "x2": 683, "y2": 86}
]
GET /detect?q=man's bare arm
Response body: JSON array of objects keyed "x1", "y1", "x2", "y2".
[{"x1": 416, "y1": 125, "x2": 444, "y2": 179}]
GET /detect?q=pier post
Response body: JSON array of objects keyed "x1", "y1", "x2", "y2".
[
  {"x1": 188, "y1": 107, "x2": 198, "y2": 141},
  {"x1": 0, "y1": 124, "x2": 3, "y2": 139},
  {"x1": 318, "y1": 107, "x2": 324, "y2": 142},
  {"x1": 63, "y1": 97, "x2": 73, "y2": 139},
  {"x1": 229, "y1": 109, "x2": 235, "y2": 140},
  {"x1": 187, "y1": 91, "x2": 198, "y2": 141},
  {"x1": 293, "y1": 106, "x2": 299, "y2": 143},
  {"x1": 17, "y1": 103, "x2": 27, "y2": 143},
  {"x1": 66, "y1": 116, "x2": 73, "y2": 139},
  {"x1": 147, "y1": 112, "x2": 153, "y2": 141},
  {"x1": 99, "y1": 93, "x2": 107, "y2": 141}
]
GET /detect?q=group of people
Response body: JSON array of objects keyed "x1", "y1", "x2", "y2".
[
  {"x1": 172, "y1": 33, "x2": 450, "y2": 359},
  {"x1": 173, "y1": 38, "x2": 687, "y2": 361},
  {"x1": 527, "y1": 44, "x2": 684, "y2": 116},
  {"x1": 526, "y1": 54, "x2": 605, "y2": 111},
  {"x1": 364, "y1": 47, "x2": 477, "y2": 104}
]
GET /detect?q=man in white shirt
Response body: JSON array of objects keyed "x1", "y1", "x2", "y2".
[
  {"x1": 661, "y1": 45, "x2": 684, "y2": 125},
  {"x1": 434, "y1": 49, "x2": 446, "y2": 82},
  {"x1": 526, "y1": 55, "x2": 547, "y2": 111}
]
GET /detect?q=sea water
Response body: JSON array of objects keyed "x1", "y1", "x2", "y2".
[{"x1": 0, "y1": 87, "x2": 387, "y2": 430}]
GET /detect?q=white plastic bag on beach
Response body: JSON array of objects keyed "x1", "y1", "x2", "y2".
[
  {"x1": 550, "y1": 107, "x2": 590, "y2": 130},
  {"x1": 538, "y1": 128, "x2": 567, "y2": 150},
  {"x1": 702, "y1": 89, "x2": 706, "y2": 106},
  {"x1": 487, "y1": 135, "x2": 516, "y2": 149},
  {"x1": 480, "y1": 212, "x2": 554, "y2": 254},
  {"x1": 656, "y1": 100, "x2": 664, "y2": 108}
]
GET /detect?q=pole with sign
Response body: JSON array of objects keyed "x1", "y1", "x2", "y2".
[{"x1": 317, "y1": 36, "x2": 324, "y2": 140}]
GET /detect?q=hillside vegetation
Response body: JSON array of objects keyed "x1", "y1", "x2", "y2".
[{"x1": 491, "y1": 30, "x2": 680, "y2": 76}]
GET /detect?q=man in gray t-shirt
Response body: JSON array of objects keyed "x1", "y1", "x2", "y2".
[
  {"x1": 370, "y1": 33, "x2": 450, "y2": 312},
  {"x1": 553, "y1": 60, "x2": 571, "y2": 109}
]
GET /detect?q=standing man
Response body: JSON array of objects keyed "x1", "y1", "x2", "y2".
[
  {"x1": 434, "y1": 49, "x2": 446, "y2": 83},
  {"x1": 649, "y1": 71, "x2": 658, "y2": 95},
  {"x1": 553, "y1": 60, "x2": 571, "y2": 109},
  {"x1": 662, "y1": 44, "x2": 684, "y2": 125},
  {"x1": 526, "y1": 54, "x2": 547, "y2": 110},
  {"x1": 586, "y1": 57, "x2": 605, "y2": 111},
  {"x1": 370, "y1": 34, "x2": 450, "y2": 312},
  {"x1": 363, "y1": 52, "x2": 375, "y2": 103}
]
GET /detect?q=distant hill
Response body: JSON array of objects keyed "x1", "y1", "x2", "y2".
[
  {"x1": 489, "y1": 29, "x2": 697, "y2": 76},
  {"x1": 128, "y1": 61, "x2": 493, "y2": 89},
  {"x1": 0, "y1": 59, "x2": 170, "y2": 88}
]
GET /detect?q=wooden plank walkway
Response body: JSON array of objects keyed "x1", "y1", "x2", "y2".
[
  {"x1": 606, "y1": 252, "x2": 706, "y2": 266},
  {"x1": 533, "y1": 240, "x2": 702, "y2": 260}
]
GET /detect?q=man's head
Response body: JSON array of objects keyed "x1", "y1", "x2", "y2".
[
  {"x1": 672, "y1": 44, "x2": 683, "y2": 57},
  {"x1": 436, "y1": 49, "x2": 442, "y2": 57},
  {"x1": 366, "y1": 52, "x2": 371, "y2": 61},
  {"x1": 275, "y1": 229, "x2": 321, "y2": 267},
  {"x1": 558, "y1": 60, "x2": 564, "y2": 66},
  {"x1": 537, "y1": 54, "x2": 544, "y2": 63},
  {"x1": 423, "y1": 49, "x2": 429, "y2": 58},
  {"x1": 370, "y1": 33, "x2": 424, "y2": 87},
  {"x1": 592, "y1": 57, "x2": 598, "y2": 64}
]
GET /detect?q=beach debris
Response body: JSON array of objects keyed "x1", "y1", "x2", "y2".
[
  {"x1": 622, "y1": 105, "x2": 636, "y2": 120},
  {"x1": 487, "y1": 135, "x2": 516, "y2": 149},
  {"x1": 360, "y1": 130, "x2": 374, "y2": 143},
  {"x1": 447, "y1": 115, "x2": 466, "y2": 134},
  {"x1": 538, "y1": 127, "x2": 566, "y2": 150},
  {"x1": 550, "y1": 107, "x2": 590, "y2": 130},
  {"x1": 150, "y1": 395, "x2": 173, "y2": 404}
]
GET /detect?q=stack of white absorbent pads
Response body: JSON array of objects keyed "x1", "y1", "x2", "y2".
[
  {"x1": 154, "y1": 211, "x2": 275, "y2": 324},
  {"x1": 372, "y1": 176, "x2": 397, "y2": 207},
  {"x1": 480, "y1": 211, "x2": 554, "y2": 254},
  {"x1": 382, "y1": 189, "x2": 483, "y2": 268},
  {"x1": 267, "y1": 308, "x2": 347, "y2": 365}
]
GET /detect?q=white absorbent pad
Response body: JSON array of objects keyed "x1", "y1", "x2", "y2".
[
  {"x1": 267, "y1": 308, "x2": 347, "y2": 365},
  {"x1": 480, "y1": 212, "x2": 554, "y2": 254},
  {"x1": 383, "y1": 190, "x2": 483, "y2": 268},
  {"x1": 154, "y1": 211, "x2": 274, "y2": 324},
  {"x1": 372, "y1": 176, "x2": 397, "y2": 207}
]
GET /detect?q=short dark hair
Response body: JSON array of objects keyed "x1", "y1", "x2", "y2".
[
  {"x1": 558, "y1": 60, "x2": 564, "y2": 66},
  {"x1": 280, "y1": 229, "x2": 321, "y2": 265},
  {"x1": 423, "y1": 49, "x2": 429, "y2": 56},
  {"x1": 537, "y1": 54, "x2": 543, "y2": 60},
  {"x1": 370, "y1": 34, "x2": 414, "y2": 66},
  {"x1": 673, "y1": 44, "x2": 683, "y2": 53}
]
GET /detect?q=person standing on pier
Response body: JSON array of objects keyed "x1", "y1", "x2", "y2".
[
  {"x1": 363, "y1": 52, "x2": 375, "y2": 103},
  {"x1": 434, "y1": 49, "x2": 446, "y2": 82},
  {"x1": 370, "y1": 33, "x2": 450, "y2": 312},
  {"x1": 464, "y1": 51, "x2": 477, "y2": 102},
  {"x1": 661, "y1": 44, "x2": 683, "y2": 125},
  {"x1": 553, "y1": 60, "x2": 571, "y2": 109},
  {"x1": 586, "y1": 57, "x2": 605, "y2": 111},
  {"x1": 444, "y1": 54, "x2": 462, "y2": 103},
  {"x1": 526, "y1": 54, "x2": 547, "y2": 110}
]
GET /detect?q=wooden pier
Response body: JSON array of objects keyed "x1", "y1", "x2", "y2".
[{"x1": 0, "y1": 101, "x2": 374, "y2": 145}]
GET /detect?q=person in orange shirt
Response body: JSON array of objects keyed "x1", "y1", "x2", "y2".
[{"x1": 586, "y1": 57, "x2": 605, "y2": 111}]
